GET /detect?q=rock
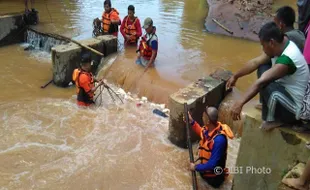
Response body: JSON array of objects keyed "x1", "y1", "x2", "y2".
[
  {"x1": 141, "y1": 97, "x2": 148, "y2": 102},
  {"x1": 24, "y1": 44, "x2": 35, "y2": 51},
  {"x1": 282, "y1": 163, "x2": 306, "y2": 183},
  {"x1": 163, "y1": 108, "x2": 170, "y2": 114},
  {"x1": 116, "y1": 88, "x2": 126, "y2": 96},
  {"x1": 159, "y1": 104, "x2": 165, "y2": 109}
]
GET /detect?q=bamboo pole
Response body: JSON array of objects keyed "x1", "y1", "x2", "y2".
[
  {"x1": 27, "y1": 27, "x2": 104, "y2": 57},
  {"x1": 212, "y1": 18, "x2": 234, "y2": 35},
  {"x1": 184, "y1": 103, "x2": 198, "y2": 190}
]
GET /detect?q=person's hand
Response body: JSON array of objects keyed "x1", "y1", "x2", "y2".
[
  {"x1": 183, "y1": 111, "x2": 193, "y2": 123},
  {"x1": 125, "y1": 35, "x2": 131, "y2": 40},
  {"x1": 226, "y1": 75, "x2": 238, "y2": 90},
  {"x1": 144, "y1": 62, "x2": 153, "y2": 72},
  {"x1": 189, "y1": 163, "x2": 196, "y2": 171},
  {"x1": 98, "y1": 80, "x2": 105, "y2": 86},
  {"x1": 231, "y1": 101, "x2": 243, "y2": 120}
]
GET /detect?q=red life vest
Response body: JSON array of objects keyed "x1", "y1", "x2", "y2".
[
  {"x1": 123, "y1": 16, "x2": 138, "y2": 44},
  {"x1": 102, "y1": 8, "x2": 120, "y2": 35},
  {"x1": 72, "y1": 68, "x2": 95, "y2": 104},
  {"x1": 138, "y1": 29, "x2": 157, "y2": 60}
]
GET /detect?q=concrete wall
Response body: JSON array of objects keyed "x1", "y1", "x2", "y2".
[
  {"x1": 0, "y1": 13, "x2": 25, "y2": 47},
  {"x1": 51, "y1": 35, "x2": 117, "y2": 87},
  {"x1": 232, "y1": 108, "x2": 310, "y2": 190},
  {"x1": 168, "y1": 69, "x2": 232, "y2": 148}
]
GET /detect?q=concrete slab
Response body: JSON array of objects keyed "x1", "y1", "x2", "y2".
[
  {"x1": 168, "y1": 69, "x2": 233, "y2": 148},
  {"x1": 232, "y1": 107, "x2": 310, "y2": 190},
  {"x1": 51, "y1": 35, "x2": 117, "y2": 87},
  {"x1": 0, "y1": 13, "x2": 25, "y2": 46}
]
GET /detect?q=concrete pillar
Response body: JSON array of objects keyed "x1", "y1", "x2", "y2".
[
  {"x1": 0, "y1": 13, "x2": 25, "y2": 47},
  {"x1": 51, "y1": 35, "x2": 117, "y2": 87},
  {"x1": 168, "y1": 69, "x2": 232, "y2": 148}
]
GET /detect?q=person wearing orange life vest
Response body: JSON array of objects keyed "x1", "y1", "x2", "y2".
[
  {"x1": 136, "y1": 17, "x2": 158, "y2": 72},
  {"x1": 72, "y1": 55, "x2": 105, "y2": 107},
  {"x1": 120, "y1": 5, "x2": 142, "y2": 45},
  {"x1": 185, "y1": 106, "x2": 234, "y2": 188},
  {"x1": 101, "y1": 0, "x2": 121, "y2": 37}
]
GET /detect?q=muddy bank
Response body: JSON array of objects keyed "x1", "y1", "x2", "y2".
[{"x1": 205, "y1": 0, "x2": 274, "y2": 41}]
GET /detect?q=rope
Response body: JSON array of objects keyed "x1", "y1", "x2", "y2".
[
  {"x1": 44, "y1": 0, "x2": 53, "y2": 23},
  {"x1": 94, "y1": 84, "x2": 104, "y2": 107}
]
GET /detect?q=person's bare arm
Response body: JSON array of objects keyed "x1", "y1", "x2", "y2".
[
  {"x1": 226, "y1": 53, "x2": 270, "y2": 89},
  {"x1": 144, "y1": 50, "x2": 157, "y2": 72},
  {"x1": 231, "y1": 64, "x2": 290, "y2": 120},
  {"x1": 111, "y1": 19, "x2": 120, "y2": 24}
]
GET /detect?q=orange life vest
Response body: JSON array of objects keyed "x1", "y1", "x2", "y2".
[
  {"x1": 102, "y1": 8, "x2": 120, "y2": 34},
  {"x1": 138, "y1": 32, "x2": 157, "y2": 60},
  {"x1": 123, "y1": 16, "x2": 138, "y2": 44},
  {"x1": 72, "y1": 68, "x2": 95, "y2": 104},
  {"x1": 196, "y1": 122, "x2": 234, "y2": 178}
]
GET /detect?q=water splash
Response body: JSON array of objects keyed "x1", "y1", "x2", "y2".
[{"x1": 25, "y1": 30, "x2": 66, "y2": 52}]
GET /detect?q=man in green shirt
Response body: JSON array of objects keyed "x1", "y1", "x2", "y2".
[
  {"x1": 230, "y1": 22, "x2": 309, "y2": 130},
  {"x1": 226, "y1": 6, "x2": 306, "y2": 110}
]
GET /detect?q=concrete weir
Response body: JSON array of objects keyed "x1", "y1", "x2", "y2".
[
  {"x1": 51, "y1": 35, "x2": 117, "y2": 87},
  {"x1": 167, "y1": 69, "x2": 310, "y2": 189},
  {"x1": 168, "y1": 69, "x2": 232, "y2": 148},
  {"x1": 232, "y1": 108, "x2": 310, "y2": 190},
  {"x1": 0, "y1": 13, "x2": 25, "y2": 47}
]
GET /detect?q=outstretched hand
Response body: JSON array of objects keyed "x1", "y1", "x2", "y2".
[
  {"x1": 98, "y1": 79, "x2": 105, "y2": 86},
  {"x1": 226, "y1": 75, "x2": 237, "y2": 90},
  {"x1": 183, "y1": 111, "x2": 193, "y2": 124},
  {"x1": 231, "y1": 101, "x2": 243, "y2": 120}
]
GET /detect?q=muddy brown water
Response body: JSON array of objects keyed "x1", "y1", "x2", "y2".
[{"x1": 0, "y1": 0, "x2": 294, "y2": 189}]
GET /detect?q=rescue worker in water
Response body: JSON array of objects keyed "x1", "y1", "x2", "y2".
[
  {"x1": 101, "y1": 0, "x2": 121, "y2": 37},
  {"x1": 185, "y1": 106, "x2": 234, "y2": 188},
  {"x1": 72, "y1": 56, "x2": 105, "y2": 107},
  {"x1": 120, "y1": 5, "x2": 142, "y2": 45},
  {"x1": 136, "y1": 17, "x2": 158, "y2": 72}
]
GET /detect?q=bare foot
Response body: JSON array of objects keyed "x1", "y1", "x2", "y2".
[
  {"x1": 259, "y1": 121, "x2": 283, "y2": 131},
  {"x1": 255, "y1": 103, "x2": 262, "y2": 110},
  {"x1": 282, "y1": 178, "x2": 309, "y2": 190},
  {"x1": 306, "y1": 142, "x2": 310, "y2": 150}
]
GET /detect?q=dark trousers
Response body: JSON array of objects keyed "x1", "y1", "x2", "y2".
[
  {"x1": 256, "y1": 63, "x2": 297, "y2": 123},
  {"x1": 200, "y1": 173, "x2": 225, "y2": 188}
]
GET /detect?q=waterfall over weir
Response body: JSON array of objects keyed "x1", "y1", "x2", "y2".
[{"x1": 25, "y1": 30, "x2": 67, "y2": 52}]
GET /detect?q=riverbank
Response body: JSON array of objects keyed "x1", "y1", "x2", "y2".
[{"x1": 205, "y1": 0, "x2": 274, "y2": 41}]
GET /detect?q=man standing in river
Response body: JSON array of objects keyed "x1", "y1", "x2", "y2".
[
  {"x1": 120, "y1": 5, "x2": 142, "y2": 45},
  {"x1": 230, "y1": 22, "x2": 309, "y2": 130},
  {"x1": 185, "y1": 106, "x2": 234, "y2": 188},
  {"x1": 101, "y1": 0, "x2": 121, "y2": 37},
  {"x1": 72, "y1": 55, "x2": 105, "y2": 107},
  {"x1": 136, "y1": 17, "x2": 158, "y2": 72}
]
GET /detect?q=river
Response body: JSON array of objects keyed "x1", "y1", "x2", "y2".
[{"x1": 0, "y1": 0, "x2": 294, "y2": 189}]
